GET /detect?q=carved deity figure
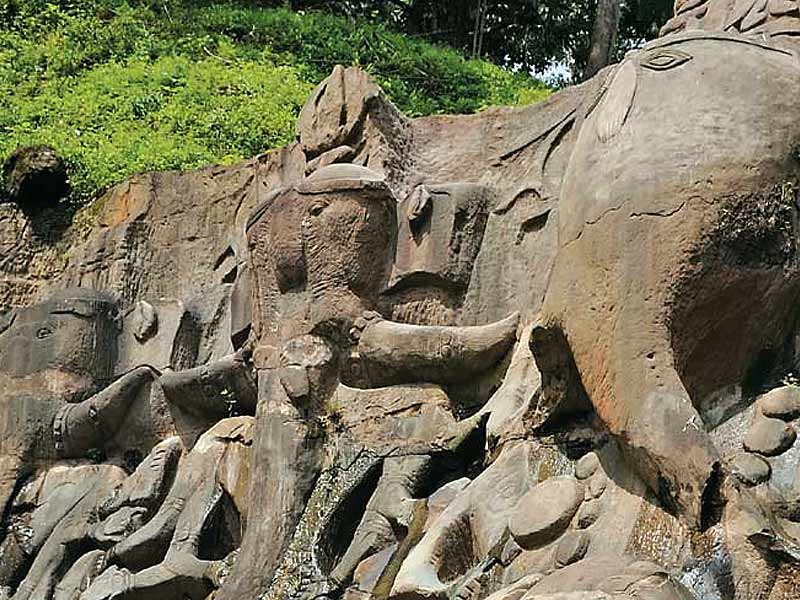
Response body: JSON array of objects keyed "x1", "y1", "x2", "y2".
[
  {"x1": 533, "y1": 19, "x2": 800, "y2": 526},
  {"x1": 0, "y1": 288, "x2": 258, "y2": 598},
  {"x1": 217, "y1": 164, "x2": 399, "y2": 599},
  {"x1": 77, "y1": 418, "x2": 254, "y2": 600},
  {"x1": 10, "y1": 2, "x2": 800, "y2": 598},
  {"x1": 218, "y1": 164, "x2": 520, "y2": 600},
  {"x1": 0, "y1": 289, "x2": 157, "y2": 523}
]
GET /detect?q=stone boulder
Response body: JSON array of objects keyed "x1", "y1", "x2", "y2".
[{"x1": 509, "y1": 477, "x2": 584, "y2": 550}]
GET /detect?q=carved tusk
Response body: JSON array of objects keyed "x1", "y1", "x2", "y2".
[{"x1": 356, "y1": 312, "x2": 520, "y2": 385}]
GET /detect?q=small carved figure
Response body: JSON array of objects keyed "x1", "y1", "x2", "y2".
[
  {"x1": 8, "y1": 465, "x2": 127, "y2": 600},
  {"x1": 390, "y1": 442, "x2": 539, "y2": 600},
  {"x1": 327, "y1": 399, "x2": 489, "y2": 592},
  {"x1": 0, "y1": 289, "x2": 257, "y2": 597},
  {"x1": 9, "y1": 438, "x2": 182, "y2": 600},
  {"x1": 0, "y1": 464, "x2": 126, "y2": 597}
]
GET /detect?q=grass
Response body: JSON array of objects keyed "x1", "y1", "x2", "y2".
[{"x1": 0, "y1": 0, "x2": 551, "y2": 204}]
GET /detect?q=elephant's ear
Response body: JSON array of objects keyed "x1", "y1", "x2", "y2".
[
  {"x1": 0, "y1": 309, "x2": 16, "y2": 336},
  {"x1": 593, "y1": 60, "x2": 637, "y2": 144}
]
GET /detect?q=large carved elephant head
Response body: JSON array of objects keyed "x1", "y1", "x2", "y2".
[
  {"x1": 245, "y1": 164, "x2": 397, "y2": 364},
  {"x1": 536, "y1": 30, "x2": 800, "y2": 526},
  {"x1": 0, "y1": 288, "x2": 120, "y2": 400}
]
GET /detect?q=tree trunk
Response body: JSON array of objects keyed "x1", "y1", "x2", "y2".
[
  {"x1": 472, "y1": 0, "x2": 488, "y2": 58},
  {"x1": 584, "y1": 0, "x2": 622, "y2": 80},
  {"x1": 472, "y1": 0, "x2": 482, "y2": 57},
  {"x1": 477, "y1": 0, "x2": 487, "y2": 58}
]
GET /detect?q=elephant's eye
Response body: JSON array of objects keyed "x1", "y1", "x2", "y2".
[
  {"x1": 641, "y1": 49, "x2": 692, "y2": 72},
  {"x1": 36, "y1": 326, "x2": 53, "y2": 339},
  {"x1": 309, "y1": 201, "x2": 328, "y2": 217}
]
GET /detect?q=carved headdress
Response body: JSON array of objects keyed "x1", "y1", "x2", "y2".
[{"x1": 662, "y1": 0, "x2": 800, "y2": 44}]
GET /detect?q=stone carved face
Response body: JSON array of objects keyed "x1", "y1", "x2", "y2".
[
  {"x1": 538, "y1": 32, "x2": 800, "y2": 522},
  {"x1": 0, "y1": 288, "x2": 119, "y2": 394},
  {"x1": 561, "y1": 32, "x2": 800, "y2": 246},
  {"x1": 557, "y1": 32, "x2": 800, "y2": 379},
  {"x1": 299, "y1": 175, "x2": 397, "y2": 316},
  {"x1": 247, "y1": 165, "x2": 396, "y2": 353}
]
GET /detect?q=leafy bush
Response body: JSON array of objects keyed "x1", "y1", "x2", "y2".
[
  {"x1": 0, "y1": 0, "x2": 550, "y2": 204},
  {"x1": 188, "y1": 5, "x2": 551, "y2": 115},
  {"x1": 1, "y1": 56, "x2": 311, "y2": 200}
]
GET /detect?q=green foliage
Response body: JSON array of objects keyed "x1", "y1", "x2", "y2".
[
  {"x1": 187, "y1": 5, "x2": 550, "y2": 115},
  {"x1": 1, "y1": 56, "x2": 311, "y2": 200},
  {"x1": 285, "y1": 0, "x2": 674, "y2": 82},
  {"x1": 0, "y1": 0, "x2": 549, "y2": 204}
]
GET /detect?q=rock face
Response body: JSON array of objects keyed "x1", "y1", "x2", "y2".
[{"x1": 4, "y1": 6, "x2": 800, "y2": 600}]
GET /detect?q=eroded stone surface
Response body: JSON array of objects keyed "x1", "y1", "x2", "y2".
[
  {"x1": 6, "y1": 5, "x2": 800, "y2": 599},
  {"x1": 509, "y1": 477, "x2": 584, "y2": 551},
  {"x1": 731, "y1": 452, "x2": 772, "y2": 486},
  {"x1": 745, "y1": 415, "x2": 797, "y2": 457},
  {"x1": 554, "y1": 531, "x2": 590, "y2": 568},
  {"x1": 574, "y1": 453, "x2": 600, "y2": 481},
  {"x1": 575, "y1": 499, "x2": 602, "y2": 530},
  {"x1": 759, "y1": 386, "x2": 800, "y2": 421}
]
